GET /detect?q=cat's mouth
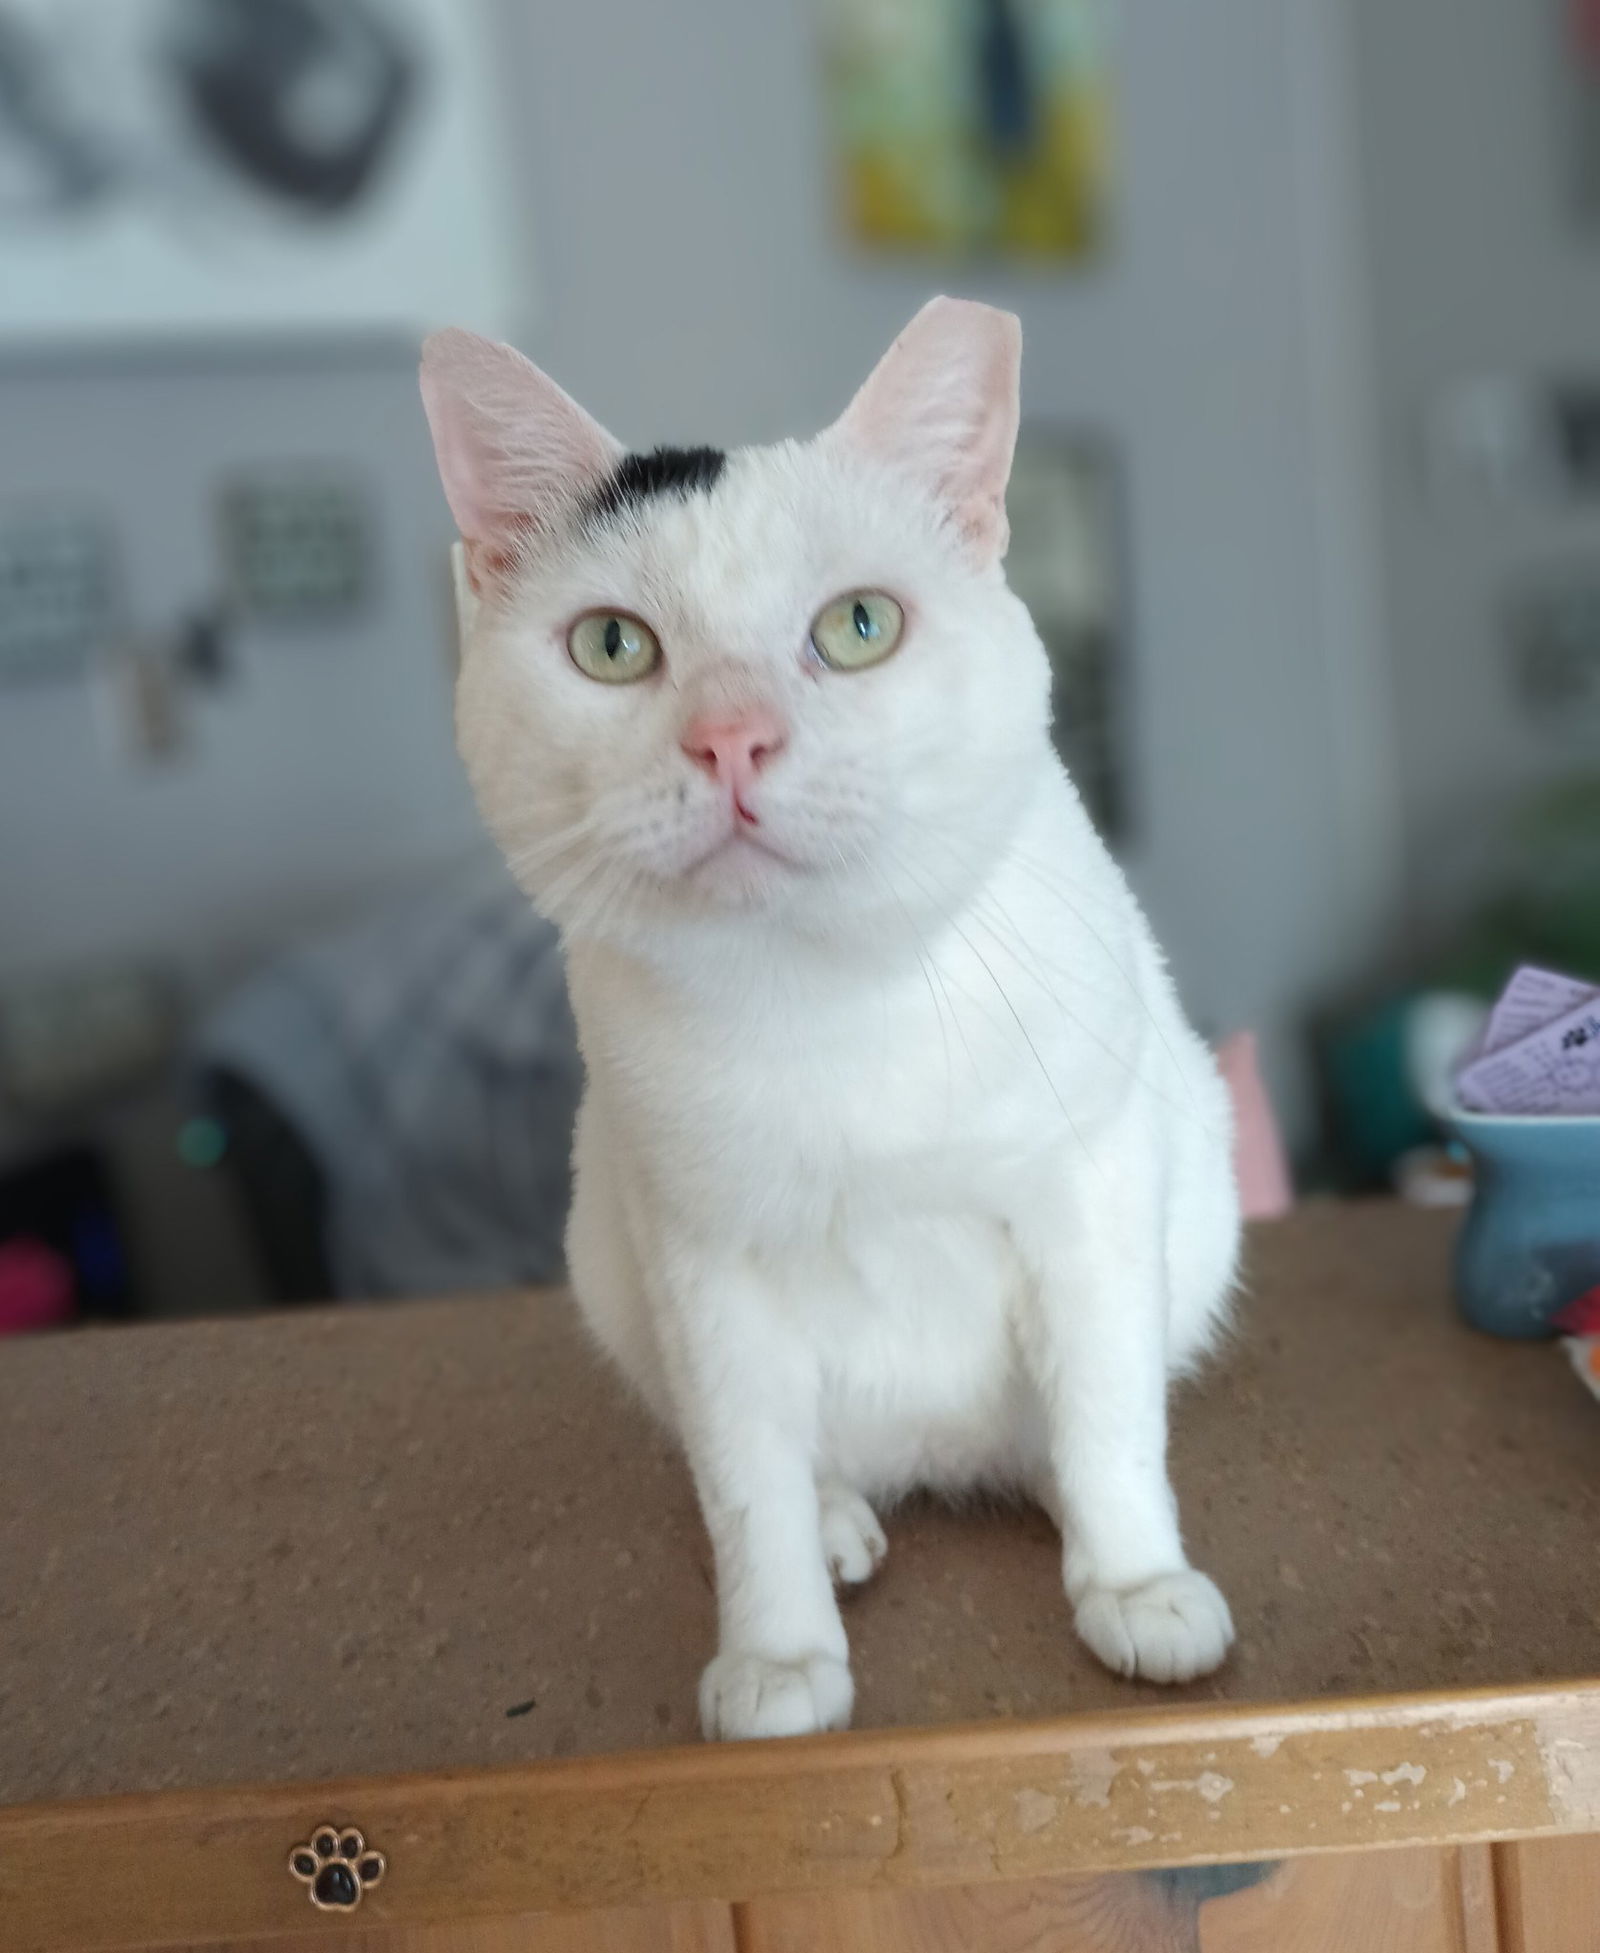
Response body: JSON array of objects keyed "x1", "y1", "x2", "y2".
[{"x1": 683, "y1": 822, "x2": 804, "y2": 881}]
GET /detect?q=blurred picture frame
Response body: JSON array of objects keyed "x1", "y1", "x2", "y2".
[
  {"x1": 821, "y1": 0, "x2": 1112, "y2": 262},
  {"x1": 0, "y1": 0, "x2": 520, "y2": 345},
  {"x1": 1004, "y1": 428, "x2": 1128, "y2": 839},
  {"x1": 1570, "y1": 0, "x2": 1600, "y2": 223}
]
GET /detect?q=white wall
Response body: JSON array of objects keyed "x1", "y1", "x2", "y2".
[
  {"x1": 0, "y1": 346, "x2": 481, "y2": 993},
  {"x1": 1350, "y1": 0, "x2": 1600, "y2": 933},
  {"x1": 0, "y1": 0, "x2": 1396, "y2": 1144}
]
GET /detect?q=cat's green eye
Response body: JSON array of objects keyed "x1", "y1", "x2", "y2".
[
  {"x1": 810, "y1": 591, "x2": 905, "y2": 672},
  {"x1": 568, "y1": 611, "x2": 661, "y2": 684}
]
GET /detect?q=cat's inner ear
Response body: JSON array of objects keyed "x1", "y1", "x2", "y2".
[
  {"x1": 419, "y1": 328, "x2": 623, "y2": 587},
  {"x1": 828, "y1": 297, "x2": 1021, "y2": 564}
]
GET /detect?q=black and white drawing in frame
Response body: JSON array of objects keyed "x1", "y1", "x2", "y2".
[{"x1": 0, "y1": 0, "x2": 518, "y2": 341}]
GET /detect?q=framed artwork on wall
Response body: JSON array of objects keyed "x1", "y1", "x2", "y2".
[
  {"x1": 821, "y1": 0, "x2": 1112, "y2": 262},
  {"x1": 0, "y1": 0, "x2": 520, "y2": 344},
  {"x1": 1005, "y1": 429, "x2": 1128, "y2": 839},
  {"x1": 1571, "y1": 0, "x2": 1600, "y2": 221}
]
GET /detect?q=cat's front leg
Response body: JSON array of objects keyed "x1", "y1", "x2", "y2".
[
  {"x1": 658, "y1": 1252, "x2": 853, "y2": 1740},
  {"x1": 1013, "y1": 1169, "x2": 1235, "y2": 1685}
]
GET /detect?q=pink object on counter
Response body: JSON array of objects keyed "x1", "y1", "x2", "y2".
[
  {"x1": 1217, "y1": 1031, "x2": 1293, "y2": 1220},
  {"x1": 0, "y1": 1236, "x2": 75, "y2": 1334}
]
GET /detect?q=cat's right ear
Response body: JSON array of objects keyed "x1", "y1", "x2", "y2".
[{"x1": 419, "y1": 329, "x2": 623, "y2": 587}]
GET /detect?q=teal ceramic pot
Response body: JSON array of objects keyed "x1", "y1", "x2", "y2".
[{"x1": 1447, "y1": 1111, "x2": 1600, "y2": 1339}]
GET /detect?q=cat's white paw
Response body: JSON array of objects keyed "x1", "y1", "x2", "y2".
[
  {"x1": 699, "y1": 1650, "x2": 854, "y2": 1740},
  {"x1": 819, "y1": 1484, "x2": 887, "y2": 1587},
  {"x1": 1074, "y1": 1569, "x2": 1234, "y2": 1684}
]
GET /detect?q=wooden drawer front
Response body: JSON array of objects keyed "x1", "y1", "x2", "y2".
[
  {"x1": 735, "y1": 1848, "x2": 1488, "y2": 1953},
  {"x1": 1497, "y1": 1835, "x2": 1600, "y2": 1953},
  {"x1": 170, "y1": 1902, "x2": 737, "y2": 1952}
]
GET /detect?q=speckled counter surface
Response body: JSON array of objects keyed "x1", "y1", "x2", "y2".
[{"x1": 3, "y1": 1202, "x2": 1597, "y2": 1811}]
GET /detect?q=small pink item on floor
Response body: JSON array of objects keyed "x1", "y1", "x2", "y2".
[
  {"x1": 0, "y1": 1236, "x2": 75, "y2": 1334},
  {"x1": 1217, "y1": 1031, "x2": 1293, "y2": 1220}
]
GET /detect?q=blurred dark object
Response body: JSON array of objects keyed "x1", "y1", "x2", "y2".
[
  {"x1": 1317, "y1": 992, "x2": 1439, "y2": 1190},
  {"x1": 203, "y1": 1067, "x2": 331, "y2": 1303},
  {"x1": 0, "y1": 1143, "x2": 135, "y2": 1322},
  {"x1": 977, "y1": 0, "x2": 1034, "y2": 161},
  {"x1": 1551, "y1": 384, "x2": 1600, "y2": 496},
  {"x1": 174, "y1": 606, "x2": 231, "y2": 688}
]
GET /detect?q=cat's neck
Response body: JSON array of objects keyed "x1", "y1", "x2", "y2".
[
  {"x1": 563, "y1": 766, "x2": 1116, "y2": 1028},
  {"x1": 566, "y1": 905, "x2": 913, "y2": 1026}
]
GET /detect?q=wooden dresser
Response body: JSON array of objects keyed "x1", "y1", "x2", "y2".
[{"x1": 3, "y1": 1203, "x2": 1598, "y2": 1951}]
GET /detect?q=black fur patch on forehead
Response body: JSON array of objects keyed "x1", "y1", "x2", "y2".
[{"x1": 585, "y1": 445, "x2": 726, "y2": 523}]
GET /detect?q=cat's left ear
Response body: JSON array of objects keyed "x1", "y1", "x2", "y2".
[{"x1": 827, "y1": 297, "x2": 1021, "y2": 563}]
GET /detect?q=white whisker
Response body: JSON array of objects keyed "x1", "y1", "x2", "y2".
[
  {"x1": 892, "y1": 817, "x2": 1206, "y2": 1119},
  {"x1": 876, "y1": 838, "x2": 1103, "y2": 1178}
]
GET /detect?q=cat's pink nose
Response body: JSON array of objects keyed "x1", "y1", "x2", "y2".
[{"x1": 680, "y1": 708, "x2": 787, "y2": 808}]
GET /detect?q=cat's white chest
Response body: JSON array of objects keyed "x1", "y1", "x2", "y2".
[
  {"x1": 568, "y1": 911, "x2": 1161, "y2": 1503},
  {"x1": 647, "y1": 969, "x2": 1044, "y2": 1232},
  {"x1": 576, "y1": 963, "x2": 1046, "y2": 1495},
  {"x1": 679, "y1": 1011, "x2": 1044, "y2": 1498},
  {"x1": 800, "y1": 1197, "x2": 1039, "y2": 1500}
]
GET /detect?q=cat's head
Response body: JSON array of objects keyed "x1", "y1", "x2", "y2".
[{"x1": 420, "y1": 299, "x2": 1052, "y2": 954}]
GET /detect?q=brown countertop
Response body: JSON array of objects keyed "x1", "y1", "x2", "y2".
[{"x1": 3, "y1": 1201, "x2": 1597, "y2": 1812}]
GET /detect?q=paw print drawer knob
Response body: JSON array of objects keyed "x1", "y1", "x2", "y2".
[{"x1": 288, "y1": 1825, "x2": 386, "y2": 1911}]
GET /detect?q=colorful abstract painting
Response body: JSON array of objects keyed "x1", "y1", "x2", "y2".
[{"x1": 822, "y1": 0, "x2": 1111, "y2": 260}]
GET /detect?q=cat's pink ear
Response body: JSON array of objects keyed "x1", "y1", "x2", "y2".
[
  {"x1": 419, "y1": 329, "x2": 622, "y2": 580},
  {"x1": 828, "y1": 298, "x2": 1021, "y2": 562}
]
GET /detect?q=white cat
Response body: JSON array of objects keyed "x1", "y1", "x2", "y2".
[{"x1": 420, "y1": 299, "x2": 1240, "y2": 1742}]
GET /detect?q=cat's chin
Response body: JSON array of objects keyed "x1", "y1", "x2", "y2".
[{"x1": 680, "y1": 829, "x2": 805, "y2": 908}]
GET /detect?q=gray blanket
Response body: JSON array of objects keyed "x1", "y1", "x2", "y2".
[{"x1": 197, "y1": 857, "x2": 582, "y2": 1298}]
